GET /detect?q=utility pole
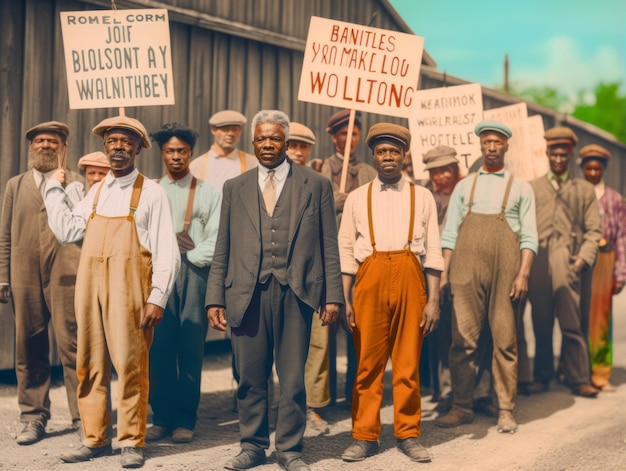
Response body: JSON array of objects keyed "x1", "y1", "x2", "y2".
[{"x1": 504, "y1": 54, "x2": 510, "y2": 93}]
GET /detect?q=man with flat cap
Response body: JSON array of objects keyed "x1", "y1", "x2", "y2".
[
  {"x1": 321, "y1": 109, "x2": 377, "y2": 405},
  {"x1": 0, "y1": 121, "x2": 81, "y2": 445},
  {"x1": 435, "y1": 121, "x2": 537, "y2": 434},
  {"x1": 579, "y1": 144, "x2": 626, "y2": 391},
  {"x1": 65, "y1": 151, "x2": 111, "y2": 206},
  {"x1": 527, "y1": 127, "x2": 602, "y2": 398},
  {"x1": 44, "y1": 115, "x2": 180, "y2": 468},
  {"x1": 189, "y1": 109, "x2": 257, "y2": 191},
  {"x1": 339, "y1": 123, "x2": 442, "y2": 463}
]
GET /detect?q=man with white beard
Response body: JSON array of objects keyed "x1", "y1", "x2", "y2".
[{"x1": 0, "y1": 121, "x2": 82, "y2": 445}]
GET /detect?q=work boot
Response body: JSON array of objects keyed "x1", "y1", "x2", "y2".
[
  {"x1": 16, "y1": 421, "x2": 45, "y2": 445},
  {"x1": 171, "y1": 427, "x2": 194, "y2": 443},
  {"x1": 145, "y1": 425, "x2": 170, "y2": 442},
  {"x1": 527, "y1": 381, "x2": 549, "y2": 394},
  {"x1": 435, "y1": 406, "x2": 474, "y2": 428},
  {"x1": 497, "y1": 410, "x2": 518, "y2": 434},
  {"x1": 224, "y1": 449, "x2": 266, "y2": 470},
  {"x1": 341, "y1": 440, "x2": 379, "y2": 462},
  {"x1": 306, "y1": 408, "x2": 330, "y2": 435},
  {"x1": 397, "y1": 437, "x2": 431, "y2": 462},
  {"x1": 276, "y1": 452, "x2": 311, "y2": 471},
  {"x1": 60, "y1": 444, "x2": 112, "y2": 463},
  {"x1": 120, "y1": 447, "x2": 144, "y2": 469},
  {"x1": 571, "y1": 383, "x2": 600, "y2": 398}
]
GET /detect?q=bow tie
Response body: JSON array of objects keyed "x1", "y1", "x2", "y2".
[{"x1": 380, "y1": 182, "x2": 399, "y2": 191}]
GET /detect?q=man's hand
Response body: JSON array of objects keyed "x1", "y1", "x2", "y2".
[
  {"x1": 208, "y1": 306, "x2": 227, "y2": 331},
  {"x1": 340, "y1": 302, "x2": 356, "y2": 334},
  {"x1": 0, "y1": 285, "x2": 11, "y2": 304},
  {"x1": 334, "y1": 192, "x2": 348, "y2": 211},
  {"x1": 572, "y1": 257, "x2": 587, "y2": 274},
  {"x1": 420, "y1": 299, "x2": 440, "y2": 336},
  {"x1": 509, "y1": 273, "x2": 529, "y2": 301},
  {"x1": 141, "y1": 303, "x2": 164, "y2": 328},
  {"x1": 50, "y1": 168, "x2": 66, "y2": 186},
  {"x1": 319, "y1": 303, "x2": 340, "y2": 326}
]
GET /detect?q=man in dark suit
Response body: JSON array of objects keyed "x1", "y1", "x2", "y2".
[{"x1": 206, "y1": 110, "x2": 343, "y2": 471}]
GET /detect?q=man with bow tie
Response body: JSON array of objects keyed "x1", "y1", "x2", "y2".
[
  {"x1": 338, "y1": 123, "x2": 443, "y2": 464},
  {"x1": 435, "y1": 121, "x2": 537, "y2": 434}
]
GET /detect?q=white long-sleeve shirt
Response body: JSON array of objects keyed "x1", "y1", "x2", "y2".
[
  {"x1": 44, "y1": 168, "x2": 180, "y2": 308},
  {"x1": 339, "y1": 177, "x2": 444, "y2": 275}
]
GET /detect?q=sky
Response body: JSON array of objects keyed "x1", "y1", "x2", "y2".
[{"x1": 389, "y1": 0, "x2": 625, "y2": 104}]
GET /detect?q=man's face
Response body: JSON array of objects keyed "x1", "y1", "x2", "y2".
[
  {"x1": 582, "y1": 159, "x2": 604, "y2": 185},
  {"x1": 211, "y1": 125, "x2": 242, "y2": 153},
  {"x1": 479, "y1": 131, "x2": 508, "y2": 170},
  {"x1": 29, "y1": 132, "x2": 63, "y2": 172},
  {"x1": 161, "y1": 136, "x2": 193, "y2": 180},
  {"x1": 84, "y1": 166, "x2": 109, "y2": 187},
  {"x1": 286, "y1": 140, "x2": 312, "y2": 166},
  {"x1": 546, "y1": 145, "x2": 572, "y2": 176},
  {"x1": 103, "y1": 129, "x2": 141, "y2": 177},
  {"x1": 428, "y1": 164, "x2": 458, "y2": 193},
  {"x1": 373, "y1": 141, "x2": 404, "y2": 181},
  {"x1": 331, "y1": 125, "x2": 361, "y2": 155},
  {"x1": 252, "y1": 122, "x2": 286, "y2": 168}
]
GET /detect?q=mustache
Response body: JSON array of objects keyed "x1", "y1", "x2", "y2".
[{"x1": 109, "y1": 150, "x2": 130, "y2": 159}]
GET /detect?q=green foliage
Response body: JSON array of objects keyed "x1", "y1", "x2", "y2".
[{"x1": 572, "y1": 83, "x2": 626, "y2": 143}]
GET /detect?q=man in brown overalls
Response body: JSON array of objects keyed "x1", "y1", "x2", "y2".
[
  {"x1": 435, "y1": 121, "x2": 538, "y2": 434},
  {"x1": 44, "y1": 116, "x2": 180, "y2": 468},
  {"x1": 339, "y1": 123, "x2": 443, "y2": 463}
]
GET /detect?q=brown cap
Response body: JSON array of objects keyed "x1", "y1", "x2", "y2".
[
  {"x1": 92, "y1": 116, "x2": 151, "y2": 149},
  {"x1": 326, "y1": 109, "x2": 362, "y2": 135},
  {"x1": 365, "y1": 123, "x2": 411, "y2": 152},
  {"x1": 209, "y1": 110, "x2": 247, "y2": 127},
  {"x1": 544, "y1": 126, "x2": 578, "y2": 148},
  {"x1": 579, "y1": 144, "x2": 611, "y2": 162},
  {"x1": 77, "y1": 151, "x2": 110, "y2": 171},
  {"x1": 25, "y1": 121, "x2": 70, "y2": 142},
  {"x1": 289, "y1": 122, "x2": 316, "y2": 146},
  {"x1": 423, "y1": 145, "x2": 459, "y2": 170}
]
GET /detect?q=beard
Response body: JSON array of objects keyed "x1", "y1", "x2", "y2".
[{"x1": 28, "y1": 148, "x2": 59, "y2": 172}]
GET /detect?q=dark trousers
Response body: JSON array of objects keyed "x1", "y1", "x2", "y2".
[
  {"x1": 231, "y1": 276, "x2": 313, "y2": 453},
  {"x1": 149, "y1": 261, "x2": 209, "y2": 430}
]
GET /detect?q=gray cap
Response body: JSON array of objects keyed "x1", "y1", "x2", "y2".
[
  {"x1": 209, "y1": 110, "x2": 247, "y2": 127},
  {"x1": 423, "y1": 145, "x2": 459, "y2": 170}
]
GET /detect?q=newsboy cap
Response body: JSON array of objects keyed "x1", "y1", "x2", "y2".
[
  {"x1": 423, "y1": 145, "x2": 459, "y2": 170},
  {"x1": 326, "y1": 109, "x2": 362, "y2": 135},
  {"x1": 288, "y1": 122, "x2": 316, "y2": 146},
  {"x1": 92, "y1": 116, "x2": 151, "y2": 149},
  {"x1": 25, "y1": 121, "x2": 70, "y2": 142},
  {"x1": 209, "y1": 110, "x2": 247, "y2": 128},
  {"x1": 579, "y1": 144, "x2": 611, "y2": 162},
  {"x1": 77, "y1": 151, "x2": 110, "y2": 171},
  {"x1": 544, "y1": 126, "x2": 578, "y2": 147},
  {"x1": 474, "y1": 120, "x2": 512, "y2": 139},
  {"x1": 366, "y1": 123, "x2": 411, "y2": 152}
]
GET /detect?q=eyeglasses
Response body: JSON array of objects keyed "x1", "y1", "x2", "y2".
[{"x1": 164, "y1": 148, "x2": 191, "y2": 156}]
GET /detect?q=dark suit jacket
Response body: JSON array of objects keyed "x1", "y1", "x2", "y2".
[{"x1": 205, "y1": 160, "x2": 344, "y2": 327}]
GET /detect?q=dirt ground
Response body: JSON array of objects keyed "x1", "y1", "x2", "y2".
[{"x1": 0, "y1": 293, "x2": 625, "y2": 470}]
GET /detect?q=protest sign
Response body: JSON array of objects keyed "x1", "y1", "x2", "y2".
[
  {"x1": 298, "y1": 16, "x2": 423, "y2": 118},
  {"x1": 527, "y1": 114, "x2": 548, "y2": 179},
  {"x1": 60, "y1": 9, "x2": 174, "y2": 109},
  {"x1": 409, "y1": 83, "x2": 483, "y2": 179}
]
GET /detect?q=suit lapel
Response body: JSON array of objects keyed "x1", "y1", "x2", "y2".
[
  {"x1": 288, "y1": 164, "x2": 311, "y2": 242},
  {"x1": 238, "y1": 169, "x2": 261, "y2": 236}
]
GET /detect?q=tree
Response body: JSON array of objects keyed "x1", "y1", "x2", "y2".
[{"x1": 572, "y1": 82, "x2": 626, "y2": 143}]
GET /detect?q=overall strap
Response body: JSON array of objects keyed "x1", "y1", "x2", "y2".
[
  {"x1": 367, "y1": 182, "x2": 376, "y2": 252},
  {"x1": 238, "y1": 150, "x2": 246, "y2": 173},
  {"x1": 91, "y1": 179, "x2": 106, "y2": 218},
  {"x1": 128, "y1": 173, "x2": 144, "y2": 220},
  {"x1": 407, "y1": 182, "x2": 415, "y2": 247},
  {"x1": 182, "y1": 177, "x2": 197, "y2": 232},
  {"x1": 499, "y1": 175, "x2": 515, "y2": 219},
  {"x1": 467, "y1": 173, "x2": 479, "y2": 212}
]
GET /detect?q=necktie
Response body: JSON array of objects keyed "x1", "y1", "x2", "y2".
[
  {"x1": 39, "y1": 177, "x2": 47, "y2": 198},
  {"x1": 263, "y1": 169, "x2": 276, "y2": 216},
  {"x1": 380, "y1": 182, "x2": 399, "y2": 191}
]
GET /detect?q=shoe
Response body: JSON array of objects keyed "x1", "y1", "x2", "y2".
[
  {"x1": 434, "y1": 395, "x2": 452, "y2": 413},
  {"x1": 276, "y1": 453, "x2": 311, "y2": 471},
  {"x1": 145, "y1": 425, "x2": 170, "y2": 442},
  {"x1": 517, "y1": 382, "x2": 532, "y2": 396},
  {"x1": 224, "y1": 449, "x2": 266, "y2": 470},
  {"x1": 473, "y1": 397, "x2": 497, "y2": 418},
  {"x1": 571, "y1": 384, "x2": 600, "y2": 398},
  {"x1": 527, "y1": 381, "x2": 549, "y2": 394},
  {"x1": 397, "y1": 438, "x2": 431, "y2": 462},
  {"x1": 121, "y1": 447, "x2": 144, "y2": 469},
  {"x1": 306, "y1": 408, "x2": 330, "y2": 435},
  {"x1": 435, "y1": 406, "x2": 474, "y2": 428},
  {"x1": 497, "y1": 410, "x2": 518, "y2": 434},
  {"x1": 16, "y1": 421, "x2": 45, "y2": 445},
  {"x1": 171, "y1": 427, "x2": 194, "y2": 443},
  {"x1": 60, "y1": 444, "x2": 112, "y2": 463},
  {"x1": 341, "y1": 440, "x2": 379, "y2": 462},
  {"x1": 599, "y1": 382, "x2": 616, "y2": 392}
]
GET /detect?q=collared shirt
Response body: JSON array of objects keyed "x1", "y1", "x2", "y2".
[
  {"x1": 159, "y1": 173, "x2": 222, "y2": 268},
  {"x1": 441, "y1": 170, "x2": 538, "y2": 253},
  {"x1": 189, "y1": 148, "x2": 258, "y2": 191},
  {"x1": 257, "y1": 157, "x2": 290, "y2": 201},
  {"x1": 593, "y1": 180, "x2": 606, "y2": 200},
  {"x1": 44, "y1": 168, "x2": 180, "y2": 308},
  {"x1": 339, "y1": 177, "x2": 444, "y2": 275},
  {"x1": 548, "y1": 169, "x2": 569, "y2": 190}
]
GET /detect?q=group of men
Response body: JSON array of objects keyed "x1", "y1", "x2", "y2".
[{"x1": 0, "y1": 107, "x2": 622, "y2": 471}]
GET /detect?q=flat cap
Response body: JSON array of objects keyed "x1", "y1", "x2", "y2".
[
  {"x1": 326, "y1": 109, "x2": 362, "y2": 135},
  {"x1": 289, "y1": 122, "x2": 316, "y2": 146},
  {"x1": 423, "y1": 145, "x2": 459, "y2": 170},
  {"x1": 93, "y1": 116, "x2": 151, "y2": 149},
  {"x1": 77, "y1": 151, "x2": 110, "y2": 171},
  {"x1": 366, "y1": 123, "x2": 411, "y2": 152},
  {"x1": 25, "y1": 121, "x2": 70, "y2": 142},
  {"x1": 474, "y1": 120, "x2": 512, "y2": 139},
  {"x1": 544, "y1": 126, "x2": 578, "y2": 147},
  {"x1": 209, "y1": 110, "x2": 247, "y2": 127},
  {"x1": 579, "y1": 144, "x2": 611, "y2": 162}
]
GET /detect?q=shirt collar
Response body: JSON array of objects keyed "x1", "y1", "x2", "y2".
[
  {"x1": 478, "y1": 168, "x2": 506, "y2": 177},
  {"x1": 374, "y1": 176, "x2": 405, "y2": 192},
  {"x1": 104, "y1": 168, "x2": 139, "y2": 188},
  {"x1": 163, "y1": 172, "x2": 193, "y2": 187},
  {"x1": 258, "y1": 157, "x2": 290, "y2": 182},
  {"x1": 548, "y1": 170, "x2": 569, "y2": 183}
]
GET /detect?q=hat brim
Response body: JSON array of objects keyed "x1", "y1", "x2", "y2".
[
  {"x1": 93, "y1": 124, "x2": 151, "y2": 149},
  {"x1": 424, "y1": 155, "x2": 460, "y2": 170}
]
